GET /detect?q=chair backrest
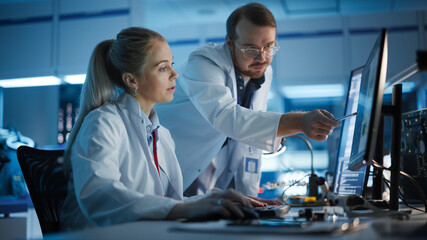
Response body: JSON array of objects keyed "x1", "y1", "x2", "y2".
[{"x1": 16, "y1": 146, "x2": 67, "y2": 234}]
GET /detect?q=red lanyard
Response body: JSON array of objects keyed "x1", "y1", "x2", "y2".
[{"x1": 152, "y1": 131, "x2": 160, "y2": 177}]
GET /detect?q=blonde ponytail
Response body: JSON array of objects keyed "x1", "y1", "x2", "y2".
[
  {"x1": 63, "y1": 27, "x2": 165, "y2": 178},
  {"x1": 64, "y1": 40, "x2": 117, "y2": 175}
]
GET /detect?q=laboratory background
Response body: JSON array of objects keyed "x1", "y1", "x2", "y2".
[{"x1": 0, "y1": 0, "x2": 427, "y2": 238}]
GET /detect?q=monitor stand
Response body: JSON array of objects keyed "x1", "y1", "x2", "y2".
[
  {"x1": 372, "y1": 84, "x2": 402, "y2": 211},
  {"x1": 372, "y1": 114, "x2": 384, "y2": 200}
]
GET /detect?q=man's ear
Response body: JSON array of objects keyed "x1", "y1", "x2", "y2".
[{"x1": 122, "y1": 73, "x2": 137, "y2": 89}]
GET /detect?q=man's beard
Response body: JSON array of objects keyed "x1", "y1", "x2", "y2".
[
  {"x1": 231, "y1": 50, "x2": 268, "y2": 79},
  {"x1": 238, "y1": 64, "x2": 267, "y2": 79}
]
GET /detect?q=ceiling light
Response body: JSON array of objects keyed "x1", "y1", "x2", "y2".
[
  {"x1": 281, "y1": 84, "x2": 344, "y2": 99},
  {"x1": 64, "y1": 74, "x2": 86, "y2": 84},
  {"x1": 0, "y1": 76, "x2": 61, "y2": 88}
]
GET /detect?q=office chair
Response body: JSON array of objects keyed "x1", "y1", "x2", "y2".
[{"x1": 16, "y1": 146, "x2": 67, "y2": 234}]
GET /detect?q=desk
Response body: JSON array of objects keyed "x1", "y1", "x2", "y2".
[
  {"x1": 0, "y1": 197, "x2": 28, "y2": 217},
  {"x1": 43, "y1": 206, "x2": 427, "y2": 240},
  {"x1": 0, "y1": 198, "x2": 29, "y2": 240}
]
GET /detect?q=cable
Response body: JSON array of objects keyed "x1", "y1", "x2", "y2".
[
  {"x1": 280, "y1": 173, "x2": 310, "y2": 201},
  {"x1": 372, "y1": 159, "x2": 427, "y2": 212},
  {"x1": 266, "y1": 134, "x2": 316, "y2": 201},
  {"x1": 384, "y1": 178, "x2": 425, "y2": 213},
  {"x1": 327, "y1": 191, "x2": 411, "y2": 219},
  {"x1": 280, "y1": 135, "x2": 314, "y2": 174},
  {"x1": 399, "y1": 171, "x2": 427, "y2": 212},
  {"x1": 282, "y1": 134, "x2": 320, "y2": 199}
]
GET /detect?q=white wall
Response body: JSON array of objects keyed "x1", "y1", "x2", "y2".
[
  {"x1": 0, "y1": 1, "x2": 54, "y2": 79},
  {"x1": 57, "y1": 0, "x2": 130, "y2": 75}
]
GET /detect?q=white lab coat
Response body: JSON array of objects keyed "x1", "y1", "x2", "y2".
[
  {"x1": 60, "y1": 93, "x2": 183, "y2": 231},
  {"x1": 156, "y1": 43, "x2": 282, "y2": 197}
]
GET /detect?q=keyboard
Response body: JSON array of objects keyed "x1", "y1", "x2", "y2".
[{"x1": 254, "y1": 205, "x2": 290, "y2": 218}]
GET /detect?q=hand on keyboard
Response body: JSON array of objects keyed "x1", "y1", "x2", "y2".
[{"x1": 254, "y1": 205, "x2": 291, "y2": 218}]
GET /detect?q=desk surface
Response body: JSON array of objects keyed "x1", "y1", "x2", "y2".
[
  {"x1": 0, "y1": 197, "x2": 28, "y2": 215},
  {"x1": 43, "y1": 206, "x2": 427, "y2": 240}
]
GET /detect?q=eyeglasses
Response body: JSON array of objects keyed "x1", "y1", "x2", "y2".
[{"x1": 234, "y1": 40, "x2": 280, "y2": 59}]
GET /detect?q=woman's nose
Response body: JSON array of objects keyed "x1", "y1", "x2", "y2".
[{"x1": 171, "y1": 69, "x2": 179, "y2": 80}]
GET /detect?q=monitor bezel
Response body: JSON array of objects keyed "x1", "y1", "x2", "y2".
[{"x1": 348, "y1": 28, "x2": 388, "y2": 171}]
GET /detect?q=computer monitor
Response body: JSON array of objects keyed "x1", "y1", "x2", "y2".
[
  {"x1": 348, "y1": 29, "x2": 388, "y2": 171},
  {"x1": 333, "y1": 66, "x2": 369, "y2": 196}
]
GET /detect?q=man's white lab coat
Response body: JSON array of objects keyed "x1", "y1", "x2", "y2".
[{"x1": 156, "y1": 43, "x2": 282, "y2": 197}]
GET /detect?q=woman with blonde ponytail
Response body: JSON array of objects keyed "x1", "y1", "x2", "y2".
[{"x1": 60, "y1": 27, "x2": 253, "y2": 231}]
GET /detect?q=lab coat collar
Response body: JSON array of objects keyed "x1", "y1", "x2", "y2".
[
  {"x1": 222, "y1": 43, "x2": 234, "y2": 74},
  {"x1": 218, "y1": 43, "x2": 238, "y2": 102},
  {"x1": 117, "y1": 92, "x2": 160, "y2": 134},
  {"x1": 117, "y1": 92, "x2": 141, "y2": 117},
  {"x1": 201, "y1": 43, "x2": 234, "y2": 75},
  {"x1": 117, "y1": 93, "x2": 166, "y2": 195}
]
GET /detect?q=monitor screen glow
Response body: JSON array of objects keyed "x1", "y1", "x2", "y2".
[{"x1": 333, "y1": 67, "x2": 369, "y2": 196}]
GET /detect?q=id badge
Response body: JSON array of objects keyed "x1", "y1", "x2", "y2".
[{"x1": 244, "y1": 157, "x2": 258, "y2": 174}]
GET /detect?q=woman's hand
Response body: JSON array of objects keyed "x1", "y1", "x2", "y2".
[
  {"x1": 246, "y1": 196, "x2": 283, "y2": 207},
  {"x1": 166, "y1": 189, "x2": 252, "y2": 221}
]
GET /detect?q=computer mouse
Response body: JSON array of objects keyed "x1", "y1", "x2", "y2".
[{"x1": 238, "y1": 206, "x2": 259, "y2": 219}]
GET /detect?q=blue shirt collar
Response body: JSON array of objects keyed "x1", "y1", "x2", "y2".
[{"x1": 141, "y1": 108, "x2": 160, "y2": 135}]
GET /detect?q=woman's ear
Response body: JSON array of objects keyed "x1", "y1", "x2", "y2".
[{"x1": 122, "y1": 73, "x2": 137, "y2": 89}]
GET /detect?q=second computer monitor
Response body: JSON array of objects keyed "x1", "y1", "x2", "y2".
[{"x1": 333, "y1": 66, "x2": 369, "y2": 196}]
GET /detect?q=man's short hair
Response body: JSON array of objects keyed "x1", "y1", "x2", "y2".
[{"x1": 226, "y1": 3, "x2": 276, "y2": 41}]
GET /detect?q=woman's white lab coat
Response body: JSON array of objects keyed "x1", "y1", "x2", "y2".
[
  {"x1": 156, "y1": 43, "x2": 282, "y2": 197},
  {"x1": 60, "y1": 93, "x2": 183, "y2": 230}
]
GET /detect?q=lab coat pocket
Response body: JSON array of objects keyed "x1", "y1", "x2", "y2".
[{"x1": 236, "y1": 152, "x2": 262, "y2": 197}]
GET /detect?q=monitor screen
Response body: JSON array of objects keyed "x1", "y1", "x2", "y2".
[
  {"x1": 348, "y1": 29, "x2": 388, "y2": 171},
  {"x1": 333, "y1": 66, "x2": 369, "y2": 196}
]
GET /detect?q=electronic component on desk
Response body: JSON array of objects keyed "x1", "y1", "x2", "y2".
[
  {"x1": 401, "y1": 108, "x2": 427, "y2": 203},
  {"x1": 262, "y1": 181, "x2": 287, "y2": 190},
  {"x1": 254, "y1": 205, "x2": 290, "y2": 218},
  {"x1": 283, "y1": 195, "x2": 328, "y2": 207},
  {"x1": 296, "y1": 208, "x2": 326, "y2": 221}
]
